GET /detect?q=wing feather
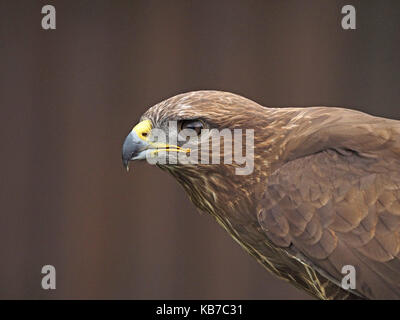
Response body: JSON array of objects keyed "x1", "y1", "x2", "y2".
[{"x1": 258, "y1": 118, "x2": 400, "y2": 298}]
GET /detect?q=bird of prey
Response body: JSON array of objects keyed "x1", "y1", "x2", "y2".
[{"x1": 122, "y1": 91, "x2": 400, "y2": 300}]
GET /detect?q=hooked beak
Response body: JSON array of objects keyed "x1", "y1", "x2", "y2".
[
  {"x1": 122, "y1": 130, "x2": 149, "y2": 170},
  {"x1": 122, "y1": 120, "x2": 190, "y2": 171}
]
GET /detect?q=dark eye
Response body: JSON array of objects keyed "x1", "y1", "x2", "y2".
[{"x1": 179, "y1": 120, "x2": 204, "y2": 135}]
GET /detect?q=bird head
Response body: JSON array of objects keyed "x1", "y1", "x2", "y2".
[
  {"x1": 122, "y1": 90, "x2": 285, "y2": 212},
  {"x1": 122, "y1": 91, "x2": 271, "y2": 170}
]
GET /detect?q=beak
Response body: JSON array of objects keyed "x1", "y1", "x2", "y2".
[
  {"x1": 122, "y1": 119, "x2": 190, "y2": 171},
  {"x1": 122, "y1": 130, "x2": 149, "y2": 171}
]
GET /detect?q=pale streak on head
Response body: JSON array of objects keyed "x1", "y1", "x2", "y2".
[
  {"x1": 179, "y1": 104, "x2": 193, "y2": 110},
  {"x1": 175, "y1": 104, "x2": 194, "y2": 117}
]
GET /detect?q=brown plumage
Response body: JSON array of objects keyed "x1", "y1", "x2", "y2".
[{"x1": 122, "y1": 90, "x2": 400, "y2": 299}]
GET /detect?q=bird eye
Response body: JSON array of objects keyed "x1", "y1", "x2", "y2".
[{"x1": 179, "y1": 120, "x2": 204, "y2": 135}]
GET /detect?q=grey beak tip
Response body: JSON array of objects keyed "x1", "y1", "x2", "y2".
[
  {"x1": 122, "y1": 131, "x2": 141, "y2": 171},
  {"x1": 122, "y1": 158, "x2": 129, "y2": 170}
]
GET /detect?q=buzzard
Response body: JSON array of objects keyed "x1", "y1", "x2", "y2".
[{"x1": 122, "y1": 91, "x2": 400, "y2": 300}]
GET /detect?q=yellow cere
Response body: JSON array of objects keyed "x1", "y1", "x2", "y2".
[
  {"x1": 132, "y1": 119, "x2": 152, "y2": 141},
  {"x1": 131, "y1": 119, "x2": 190, "y2": 155}
]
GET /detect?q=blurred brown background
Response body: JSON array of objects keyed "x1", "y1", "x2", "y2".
[{"x1": 0, "y1": 0, "x2": 399, "y2": 299}]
